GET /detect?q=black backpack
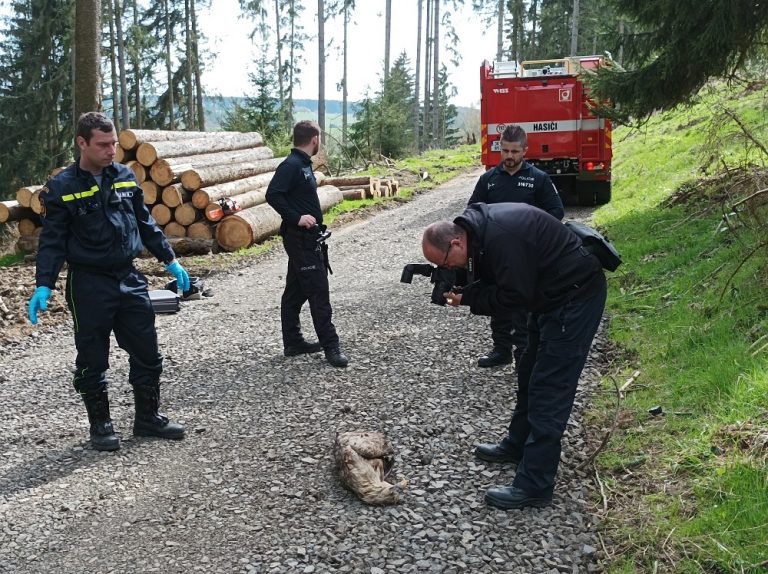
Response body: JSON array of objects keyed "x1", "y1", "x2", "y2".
[{"x1": 564, "y1": 220, "x2": 622, "y2": 271}]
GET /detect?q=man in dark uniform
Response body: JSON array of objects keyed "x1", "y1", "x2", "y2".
[
  {"x1": 266, "y1": 120, "x2": 348, "y2": 368},
  {"x1": 421, "y1": 203, "x2": 606, "y2": 509},
  {"x1": 468, "y1": 124, "x2": 564, "y2": 369},
  {"x1": 28, "y1": 112, "x2": 190, "y2": 452}
]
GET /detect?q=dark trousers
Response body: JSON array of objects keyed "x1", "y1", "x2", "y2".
[
  {"x1": 281, "y1": 232, "x2": 339, "y2": 349},
  {"x1": 66, "y1": 267, "x2": 162, "y2": 394},
  {"x1": 502, "y1": 279, "x2": 607, "y2": 497},
  {"x1": 489, "y1": 308, "x2": 529, "y2": 365}
]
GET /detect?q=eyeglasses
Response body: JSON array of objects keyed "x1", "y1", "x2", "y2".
[{"x1": 441, "y1": 242, "x2": 453, "y2": 267}]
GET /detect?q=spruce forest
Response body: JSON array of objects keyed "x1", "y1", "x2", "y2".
[{"x1": 3, "y1": 0, "x2": 644, "y2": 201}]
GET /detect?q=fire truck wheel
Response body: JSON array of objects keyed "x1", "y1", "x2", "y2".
[
  {"x1": 596, "y1": 187, "x2": 612, "y2": 205},
  {"x1": 578, "y1": 189, "x2": 596, "y2": 206}
]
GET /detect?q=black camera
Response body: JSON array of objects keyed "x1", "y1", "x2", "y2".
[{"x1": 400, "y1": 263, "x2": 464, "y2": 306}]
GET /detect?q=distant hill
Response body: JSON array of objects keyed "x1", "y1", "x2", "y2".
[{"x1": 202, "y1": 96, "x2": 478, "y2": 136}]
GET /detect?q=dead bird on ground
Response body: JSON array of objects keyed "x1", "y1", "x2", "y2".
[{"x1": 333, "y1": 431, "x2": 407, "y2": 505}]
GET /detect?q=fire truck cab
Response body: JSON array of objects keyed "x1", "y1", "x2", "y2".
[{"x1": 480, "y1": 55, "x2": 613, "y2": 206}]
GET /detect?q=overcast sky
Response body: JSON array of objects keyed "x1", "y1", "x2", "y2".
[
  {"x1": 0, "y1": 0, "x2": 500, "y2": 108},
  {"x1": 201, "y1": 0, "x2": 499, "y2": 108}
]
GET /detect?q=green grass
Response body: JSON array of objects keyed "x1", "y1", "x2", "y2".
[
  {"x1": 593, "y1": 80, "x2": 768, "y2": 573},
  {"x1": 0, "y1": 251, "x2": 25, "y2": 266}
]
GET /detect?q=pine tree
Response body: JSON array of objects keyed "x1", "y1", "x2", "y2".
[{"x1": 0, "y1": 0, "x2": 75, "y2": 199}]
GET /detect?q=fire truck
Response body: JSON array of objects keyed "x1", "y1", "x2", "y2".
[{"x1": 480, "y1": 55, "x2": 613, "y2": 206}]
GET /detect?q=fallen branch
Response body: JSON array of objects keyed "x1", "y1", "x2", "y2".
[{"x1": 576, "y1": 373, "x2": 626, "y2": 471}]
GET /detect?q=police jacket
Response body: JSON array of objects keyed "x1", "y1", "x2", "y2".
[
  {"x1": 468, "y1": 161, "x2": 564, "y2": 220},
  {"x1": 266, "y1": 148, "x2": 322, "y2": 232},
  {"x1": 35, "y1": 161, "x2": 175, "y2": 289},
  {"x1": 456, "y1": 203, "x2": 603, "y2": 315}
]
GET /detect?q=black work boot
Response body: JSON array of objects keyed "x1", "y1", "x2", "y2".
[
  {"x1": 324, "y1": 345, "x2": 349, "y2": 368},
  {"x1": 477, "y1": 348, "x2": 513, "y2": 368},
  {"x1": 133, "y1": 383, "x2": 185, "y2": 439},
  {"x1": 474, "y1": 443, "x2": 520, "y2": 465},
  {"x1": 284, "y1": 339, "x2": 323, "y2": 357},
  {"x1": 81, "y1": 388, "x2": 120, "y2": 451}
]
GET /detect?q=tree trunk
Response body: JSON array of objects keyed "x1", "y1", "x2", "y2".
[
  {"x1": 496, "y1": 0, "x2": 504, "y2": 62},
  {"x1": 423, "y1": 0, "x2": 432, "y2": 146},
  {"x1": 115, "y1": 0, "x2": 130, "y2": 128},
  {"x1": 191, "y1": 0, "x2": 205, "y2": 130},
  {"x1": 342, "y1": 2, "x2": 349, "y2": 147},
  {"x1": 384, "y1": 0, "x2": 391, "y2": 79},
  {"x1": 318, "y1": 0, "x2": 326, "y2": 140},
  {"x1": 181, "y1": 157, "x2": 284, "y2": 191},
  {"x1": 107, "y1": 0, "x2": 120, "y2": 131},
  {"x1": 173, "y1": 202, "x2": 202, "y2": 226},
  {"x1": 74, "y1": 0, "x2": 103, "y2": 121},
  {"x1": 570, "y1": 0, "x2": 580, "y2": 55},
  {"x1": 205, "y1": 186, "x2": 268, "y2": 222},
  {"x1": 163, "y1": 221, "x2": 187, "y2": 237},
  {"x1": 161, "y1": 183, "x2": 192, "y2": 208},
  {"x1": 151, "y1": 204, "x2": 172, "y2": 226},
  {"x1": 0, "y1": 201, "x2": 35, "y2": 224},
  {"x1": 187, "y1": 221, "x2": 214, "y2": 240},
  {"x1": 340, "y1": 188, "x2": 365, "y2": 200},
  {"x1": 413, "y1": 0, "x2": 422, "y2": 152},
  {"x1": 16, "y1": 185, "x2": 44, "y2": 208},
  {"x1": 132, "y1": 1, "x2": 142, "y2": 128},
  {"x1": 163, "y1": 0, "x2": 175, "y2": 129},
  {"x1": 216, "y1": 185, "x2": 343, "y2": 251},
  {"x1": 136, "y1": 132, "x2": 265, "y2": 166},
  {"x1": 191, "y1": 169, "x2": 281, "y2": 208},
  {"x1": 141, "y1": 181, "x2": 160, "y2": 205},
  {"x1": 185, "y1": 0, "x2": 194, "y2": 128},
  {"x1": 119, "y1": 128, "x2": 229, "y2": 150},
  {"x1": 431, "y1": 0, "x2": 440, "y2": 148},
  {"x1": 149, "y1": 146, "x2": 274, "y2": 186},
  {"x1": 18, "y1": 218, "x2": 41, "y2": 236}
]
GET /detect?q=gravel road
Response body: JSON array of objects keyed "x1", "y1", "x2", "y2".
[{"x1": 0, "y1": 169, "x2": 606, "y2": 574}]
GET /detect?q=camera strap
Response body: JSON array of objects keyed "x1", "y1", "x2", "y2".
[{"x1": 321, "y1": 242, "x2": 333, "y2": 275}]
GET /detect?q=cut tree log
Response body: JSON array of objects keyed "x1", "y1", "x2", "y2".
[
  {"x1": 181, "y1": 157, "x2": 284, "y2": 190},
  {"x1": 16, "y1": 233, "x2": 40, "y2": 253},
  {"x1": 187, "y1": 221, "x2": 215, "y2": 240},
  {"x1": 149, "y1": 146, "x2": 275, "y2": 186},
  {"x1": 204, "y1": 187, "x2": 267, "y2": 222},
  {"x1": 115, "y1": 145, "x2": 135, "y2": 164},
  {"x1": 163, "y1": 221, "x2": 187, "y2": 237},
  {"x1": 136, "y1": 132, "x2": 264, "y2": 166},
  {"x1": 16, "y1": 185, "x2": 43, "y2": 208},
  {"x1": 125, "y1": 160, "x2": 147, "y2": 183},
  {"x1": 215, "y1": 185, "x2": 343, "y2": 252},
  {"x1": 140, "y1": 236, "x2": 214, "y2": 258},
  {"x1": 161, "y1": 183, "x2": 192, "y2": 208},
  {"x1": 340, "y1": 188, "x2": 365, "y2": 201},
  {"x1": 18, "y1": 217, "x2": 41, "y2": 236},
  {"x1": 151, "y1": 204, "x2": 172, "y2": 226},
  {"x1": 119, "y1": 129, "x2": 240, "y2": 150},
  {"x1": 0, "y1": 201, "x2": 34, "y2": 224},
  {"x1": 323, "y1": 175, "x2": 375, "y2": 188},
  {"x1": 141, "y1": 181, "x2": 160, "y2": 205},
  {"x1": 191, "y1": 171, "x2": 278, "y2": 208},
  {"x1": 167, "y1": 236, "x2": 214, "y2": 255},
  {"x1": 174, "y1": 202, "x2": 202, "y2": 226},
  {"x1": 29, "y1": 188, "x2": 45, "y2": 214}
]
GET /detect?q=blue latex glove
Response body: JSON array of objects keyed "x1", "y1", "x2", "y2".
[
  {"x1": 166, "y1": 260, "x2": 190, "y2": 293},
  {"x1": 28, "y1": 286, "x2": 52, "y2": 325}
]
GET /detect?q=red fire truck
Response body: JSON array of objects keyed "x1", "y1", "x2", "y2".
[{"x1": 480, "y1": 55, "x2": 613, "y2": 206}]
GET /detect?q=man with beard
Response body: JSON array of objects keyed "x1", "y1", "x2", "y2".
[
  {"x1": 467, "y1": 125, "x2": 564, "y2": 371},
  {"x1": 266, "y1": 121, "x2": 348, "y2": 368}
]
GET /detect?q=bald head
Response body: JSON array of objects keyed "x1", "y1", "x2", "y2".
[{"x1": 422, "y1": 221, "x2": 467, "y2": 269}]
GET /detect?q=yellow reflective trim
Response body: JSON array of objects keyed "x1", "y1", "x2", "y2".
[
  {"x1": 113, "y1": 181, "x2": 137, "y2": 190},
  {"x1": 61, "y1": 185, "x2": 99, "y2": 202}
]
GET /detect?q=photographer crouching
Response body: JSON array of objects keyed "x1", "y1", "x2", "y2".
[{"x1": 421, "y1": 202, "x2": 607, "y2": 510}]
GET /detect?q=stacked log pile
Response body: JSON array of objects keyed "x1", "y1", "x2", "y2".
[{"x1": 2, "y1": 129, "x2": 401, "y2": 255}]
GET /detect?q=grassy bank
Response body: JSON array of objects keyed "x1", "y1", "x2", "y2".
[{"x1": 592, "y1": 82, "x2": 768, "y2": 572}]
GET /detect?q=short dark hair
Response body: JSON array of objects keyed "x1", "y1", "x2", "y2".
[
  {"x1": 500, "y1": 124, "x2": 527, "y2": 147},
  {"x1": 77, "y1": 112, "x2": 115, "y2": 143},
  {"x1": 293, "y1": 120, "x2": 320, "y2": 147}
]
